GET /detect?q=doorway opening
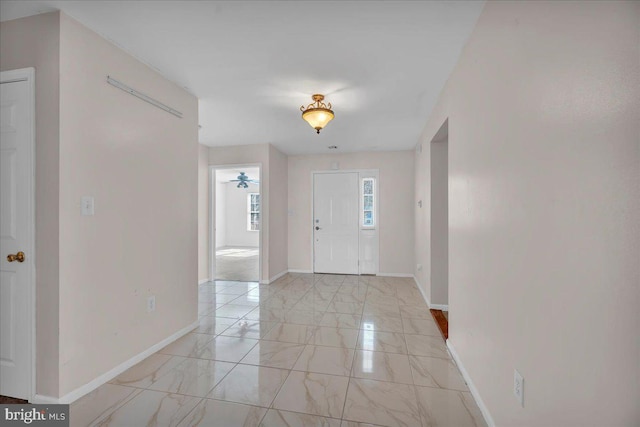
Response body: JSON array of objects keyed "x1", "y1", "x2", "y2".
[{"x1": 211, "y1": 165, "x2": 261, "y2": 282}]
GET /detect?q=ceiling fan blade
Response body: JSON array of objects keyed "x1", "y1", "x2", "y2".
[{"x1": 324, "y1": 86, "x2": 352, "y2": 96}]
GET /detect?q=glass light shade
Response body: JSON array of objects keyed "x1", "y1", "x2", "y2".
[{"x1": 302, "y1": 108, "x2": 334, "y2": 133}]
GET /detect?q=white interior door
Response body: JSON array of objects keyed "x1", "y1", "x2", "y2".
[
  {"x1": 1, "y1": 69, "x2": 35, "y2": 400},
  {"x1": 313, "y1": 173, "x2": 359, "y2": 274}
]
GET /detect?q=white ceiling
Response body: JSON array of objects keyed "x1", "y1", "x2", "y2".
[
  {"x1": 0, "y1": 1, "x2": 484, "y2": 155},
  {"x1": 216, "y1": 167, "x2": 259, "y2": 184}
]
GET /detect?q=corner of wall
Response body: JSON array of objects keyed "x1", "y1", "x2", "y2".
[
  {"x1": 198, "y1": 144, "x2": 210, "y2": 282},
  {"x1": 1, "y1": 9, "x2": 63, "y2": 398},
  {"x1": 268, "y1": 144, "x2": 289, "y2": 277}
]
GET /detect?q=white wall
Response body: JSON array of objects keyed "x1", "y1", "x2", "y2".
[
  {"x1": 415, "y1": 1, "x2": 639, "y2": 425},
  {"x1": 57, "y1": 13, "x2": 198, "y2": 396},
  {"x1": 430, "y1": 132, "x2": 448, "y2": 306},
  {"x1": 223, "y1": 182, "x2": 259, "y2": 247},
  {"x1": 268, "y1": 145, "x2": 288, "y2": 280},
  {"x1": 288, "y1": 151, "x2": 414, "y2": 275},
  {"x1": 215, "y1": 179, "x2": 227, "y2": 249},
  {"x1": 198, "y1": 144, "x2": 209, "y2": 281}
]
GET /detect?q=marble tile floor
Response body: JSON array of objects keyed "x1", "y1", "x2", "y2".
[
  {"x1": 71, "y1": 274, "x2": 487, "y2": 427},
  {"x1": 215, "y1": 247, "x2": 259, "y2": 282}
]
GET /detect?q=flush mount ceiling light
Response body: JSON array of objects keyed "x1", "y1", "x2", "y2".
[{"x1": 300, "y1": 94, "x2": 334, "y2": 134}]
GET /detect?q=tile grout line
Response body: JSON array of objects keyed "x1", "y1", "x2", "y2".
[
  {"x1": 341, "y1": 324, "x2": 362, "y2": 422},
  {"x1": 340, "y1": 286, "x2": 367, "y2": 422}
]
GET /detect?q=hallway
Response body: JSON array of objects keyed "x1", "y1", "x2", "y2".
[{"x1": 69, "y1": 274, "x2": 485, "y2": 426}]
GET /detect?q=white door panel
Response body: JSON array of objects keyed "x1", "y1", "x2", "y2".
[
  {"x1": 313, "y1": 173, "x2": 359, "y2": 274},
  {"x1": 0, "y1": 70, "x2": 34, "y2": 400}
]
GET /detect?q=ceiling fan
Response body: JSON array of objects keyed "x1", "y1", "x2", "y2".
[{"x1": 230, "y1": 172, "x2": 259, "y2": 188}]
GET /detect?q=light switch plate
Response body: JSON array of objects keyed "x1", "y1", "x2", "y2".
[{"x1": 81, "y1": 196, "x2": 94, "y2": 216}]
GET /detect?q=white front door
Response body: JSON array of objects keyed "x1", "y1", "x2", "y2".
[
  {"x1": 1, "y1": 69, "x2": 35, "y2": 400},
  {"x1": 313, "y1": 173, "x2": 359, "y2": 274}
]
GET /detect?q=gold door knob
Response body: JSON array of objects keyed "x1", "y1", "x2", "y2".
[{"x1": 7, "y1": 252, "x2": 25, "y2": 263}]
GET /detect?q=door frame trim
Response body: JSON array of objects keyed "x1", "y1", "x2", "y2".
[
  {"x1": 1, "y1": 67, "x2": 36, "y2": 401},
  {"x1": 311, "y1": 169, "x2": 379, "y2": 275},
  {"x1": 208, "y1": 163, "x2": 263, "y2": 283}
]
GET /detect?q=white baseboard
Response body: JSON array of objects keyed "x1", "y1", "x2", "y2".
[
  {"x1": 377, "y1": 272, "x2": 414, "y2": 278},
  {"x1": 412, "y1": 275, "x2": 448, "y2": 311},
  {"x1": 263, "y1": 270, "x2": 288, "y2": 284},
  {"x1": 413, "y1": 275, "x2": 432, "y2": 307},
  {"x1": 286, "y1": 270, "x2": 416, "y2": 278},
  {"x1": 198, "y1": 279, "x2": 211, "y2": 285},
  {"x1": 446, "y1": 340, "x2": 496, "y2": 427},
  {"x1": 31, "y1": 394, "x2": 58, "y2": 404},
  {"x1": 32, "y1": 320, "x2": 199, "y2": 404}
]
